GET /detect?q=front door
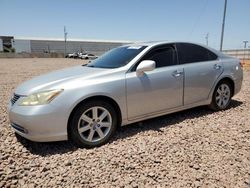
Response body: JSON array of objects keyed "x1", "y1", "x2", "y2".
[{"x1": 126, "y1": 44, "x2": 183, "y2": 120}]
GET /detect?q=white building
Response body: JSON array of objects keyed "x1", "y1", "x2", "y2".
[{"x1": 11, "y1": 37, "x2": 131, "y2": 55}]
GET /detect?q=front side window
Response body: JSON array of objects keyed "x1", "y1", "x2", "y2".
[
  {"x1": 176, "y1": 43, "x2": 218, "y2": 64},
  {"x1": 131, "y1": 44, "x2": 177, "y2": 71},
  {"x1": 87, "y1": 46, "x2": 147, "y2": 68},
  {"x1": 145, "y1": 47, "x2": 177, "y2": 68}
]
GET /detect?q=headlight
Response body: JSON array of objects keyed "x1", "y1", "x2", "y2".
[{"x1": 19, "y1": 89, "x2": 63, "y2": 106}]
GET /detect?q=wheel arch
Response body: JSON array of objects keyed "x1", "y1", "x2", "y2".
[
  {"x1": 210, "y1": 76, "x2": 235, "y2": 100},
  {"x1": 217, "y1": 77, "x2": 235, "y2": 96},
  {"x1": 67, "y1": 95, "x2": 122, "y2": 137}
]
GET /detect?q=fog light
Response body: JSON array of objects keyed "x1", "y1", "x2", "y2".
[{"x1": 10, "y1": 122, "x2": 28, "y2": 134}]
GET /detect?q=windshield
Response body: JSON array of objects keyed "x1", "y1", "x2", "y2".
[{"x1": 87, "y1": 45, "x2": 147, "y2": 68}]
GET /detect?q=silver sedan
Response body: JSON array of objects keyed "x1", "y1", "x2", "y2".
[{"x1": 8, "y1": 41, "x2": 243, "y2": 148}]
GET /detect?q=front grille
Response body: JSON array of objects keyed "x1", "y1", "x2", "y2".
[
  {"x1": 11, "y1": 122, "x2": 28, "y2": 134},
  {"x1": 11, "y1": 93, "x2": 21, "y2": 105}
]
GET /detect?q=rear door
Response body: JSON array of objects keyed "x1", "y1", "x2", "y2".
[
  {"x1": 176, "y1": 43, "x2": 223, "y2": 105},
  {"x1": 126, "y1": 44, "x2": 184, "y2": 120}
]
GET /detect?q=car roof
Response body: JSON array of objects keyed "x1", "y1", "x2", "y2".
[
  {"x1": 125, "y1": 41, "x2": 226, "y2": 57},
  {"x1": 125, "y1": 41, "x2": 169, "y2": 47},
  {"x1": 126, "y1": 41, "x2": 208, "y2": 48}
]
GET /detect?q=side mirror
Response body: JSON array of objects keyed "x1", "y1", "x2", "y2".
[{"x1": 136, "y1": 60, "x2": 156, "y2": 76}]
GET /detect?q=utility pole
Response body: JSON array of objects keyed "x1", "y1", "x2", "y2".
[
  {"x1": 243, "y1": 41, "x2": 248, "y2": 49},
  {"x1": 243, "y1": 41, "x2": 249, "y2": 62},
  {"x1": 64, "y1": 26, "x2": 68, "y2": 57},
  {"x1": 220, "y1": 0, "x2": 227, "y2": 51},
  {"x1": 205, "y1": 33, "x2": 209, "y2": 46}
]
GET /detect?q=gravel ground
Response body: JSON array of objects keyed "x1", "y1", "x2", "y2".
[{"x1": 0, "y1": 58, "x2": 249, "y2": 188}]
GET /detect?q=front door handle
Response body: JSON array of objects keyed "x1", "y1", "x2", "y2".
[{"x1": 172, "y1": 70, "x2": 183, "y2": 77}]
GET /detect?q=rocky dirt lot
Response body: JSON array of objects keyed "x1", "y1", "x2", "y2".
[
  {"x1": 0, "y1": 58, "x2": 249, "y2": 188},
  {"x1": 242, "y1": 60, "x2": 250, "y2": 70}
]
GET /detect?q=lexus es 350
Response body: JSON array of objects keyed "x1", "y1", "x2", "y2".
[{"x1": 8, "y1": 42, "x2": 243, "y2": 148}]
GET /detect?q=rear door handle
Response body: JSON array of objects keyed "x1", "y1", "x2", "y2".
[
  {"x1": 172, "y1": 70, "x2": 183, "y2": 77},
  {"x1": 214, "y1": 64, "x2": 221, "y2": 70}
]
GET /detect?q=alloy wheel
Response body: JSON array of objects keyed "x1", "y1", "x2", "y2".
[
  {"x1": 77, "y1": 106, "x2": 112, "y2": 142},
  {"x1": 215, "y1": 83, "x2": 231, "y2": 109}
]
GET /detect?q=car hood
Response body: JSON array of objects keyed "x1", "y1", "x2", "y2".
[{"x1": 15, "y1": 65, "x2": 111, "y2": 95}]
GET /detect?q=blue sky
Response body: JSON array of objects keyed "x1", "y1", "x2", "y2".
[{"x1": 0, "y1": 0, "x2": 249, "y2": 50}]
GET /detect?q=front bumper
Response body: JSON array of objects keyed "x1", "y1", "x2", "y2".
[{"x1": 8, "y1": 101, "x2": 68, "y2": 142}]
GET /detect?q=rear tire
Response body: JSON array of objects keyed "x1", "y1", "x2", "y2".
[
  {"x1": 69, "y1": 100, "x2": 117, "y2": 148},
  {"x1": 209, "y1": 80, "x2": 232, "y2": 111}
]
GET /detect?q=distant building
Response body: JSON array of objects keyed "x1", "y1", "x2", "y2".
[
  {"x1": 0, "y1": 36, "x2": 14, "y2": 52},
  {"x1": 0, "y1": 36, "x2": 131, "y2": 55},
  {"x1": 223, "y1": 49, "x2": 250, "y2": 60}
]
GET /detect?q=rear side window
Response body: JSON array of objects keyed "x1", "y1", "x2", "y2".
[{"x1": 176, "y1": 43, "x2": 217, "y2": 64}]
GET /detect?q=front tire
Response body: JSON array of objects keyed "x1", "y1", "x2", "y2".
[
  {"x1": 209, "y1": 80, "x2": 232, "y2": 111},
  {"x1": 69, "y1": 100, "x2": 117, "y2": 148}
]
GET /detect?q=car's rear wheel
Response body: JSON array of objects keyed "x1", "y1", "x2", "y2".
[
  {"x1": 209, "y1": 80, "x2": 232, "y2": 111},
  {"x1": 69, "y1": 100, "x2": 117, "y2": 148}
]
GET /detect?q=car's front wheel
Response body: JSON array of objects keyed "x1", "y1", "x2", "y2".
[
  {"x1": 69, "y1": 100, "x2": 117, "y2": 148},
  {"x1": 209, "y1": 80, "x2": 232, "y2": 111}
]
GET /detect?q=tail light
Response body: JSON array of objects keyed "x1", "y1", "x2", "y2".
[{"x1": 239, "y1": 60, "x2": 244, "y2": 68}]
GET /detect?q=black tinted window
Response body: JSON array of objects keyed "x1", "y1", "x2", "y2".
[
  {"x1": 177, "y1": 43, "x2": 217, "y2": 64},
  {"x1": 141, "y1": 46, "x2": 177, "y2": 68}
]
